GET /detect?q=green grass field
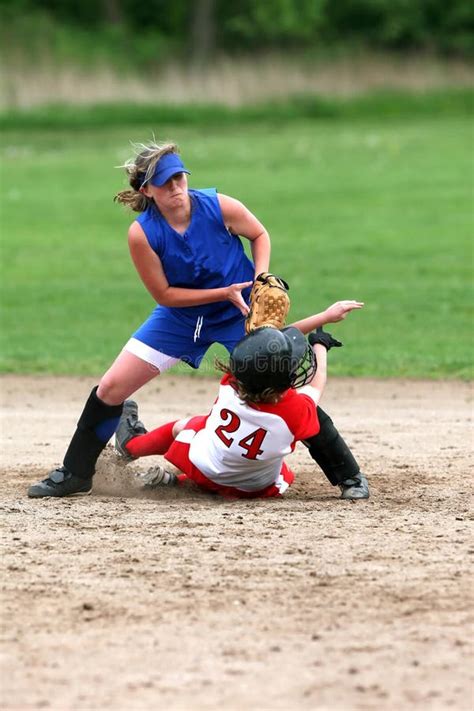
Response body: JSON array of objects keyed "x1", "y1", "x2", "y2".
[{"x1": 1, "y1": 96, "x2": 473, "y2": 378}]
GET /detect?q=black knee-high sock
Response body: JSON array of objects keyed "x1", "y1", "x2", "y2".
[
  {"x1": 63, "y1": 386, "x2": 123, "y2": 479},
  {"x1": 303, "y1": 406, "x2": 360, "y2": 486}
]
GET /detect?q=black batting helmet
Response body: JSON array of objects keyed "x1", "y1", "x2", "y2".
[{"x1": 230, "y1": 326, "x2": 316, "y2": 394}]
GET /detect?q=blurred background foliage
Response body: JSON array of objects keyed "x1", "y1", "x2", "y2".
[
  {"x1": 1, "y1": 0, "x2": 473, "y2": 71},
  {"x1": 1, "y1": 0, "x2": 472, "y2": 110}
]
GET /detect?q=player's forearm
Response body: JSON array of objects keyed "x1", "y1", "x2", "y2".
[
  {"x1": 299, "y1": 344, "x2": 327, "y2": 408},
  {"x1": 156, "y1": 285, "x2": 230, "y2": 308},
  {"x1": 311, "y1": 344, "x2": 327, "y2": 395},
  {"x1": 249, "y1": 231, "x2": 271, "y2": 277},
  {"x1": 288, "y1": 311, "x2": 327, "y2": 335}
]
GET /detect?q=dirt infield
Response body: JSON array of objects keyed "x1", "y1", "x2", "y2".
[{"x1": 1, "y1": 374, "x2": 473, "y2": 711}]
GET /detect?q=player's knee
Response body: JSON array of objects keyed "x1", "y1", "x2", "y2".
[{"x1": 97, "y1": 373, "x2": 126, "y2": 405}]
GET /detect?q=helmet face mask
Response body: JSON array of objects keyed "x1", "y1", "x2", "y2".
[
  {"x1": 230, "y1": 327, "x2": 316, "y2": 395},
  {"x1": 281, "y1": 327, "x2": 317, "y2": 389}
]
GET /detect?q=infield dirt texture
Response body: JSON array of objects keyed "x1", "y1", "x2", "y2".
[{"x1": 1, "y1": 374, "x2": 472, "y2": 710}]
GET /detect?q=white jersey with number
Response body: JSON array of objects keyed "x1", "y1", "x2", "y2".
[{"x1": 186, "y1": 374, "x2": 319, "y2": 492}]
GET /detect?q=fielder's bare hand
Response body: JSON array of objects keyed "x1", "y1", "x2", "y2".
[{"x1": 226, "y1": 281, "x2": 253, "y2": 316}]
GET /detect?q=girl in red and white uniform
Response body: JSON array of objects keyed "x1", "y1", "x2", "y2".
[{"x1": 120, "y1": 326, "x2": 343, "y2": 498}]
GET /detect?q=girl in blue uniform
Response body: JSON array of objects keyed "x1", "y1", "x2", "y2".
[
  {"x1": 28, "y1": 141, "x2": 271, "y2": 497},
  {"x1": 28, "y1": 141, "x2": 369, "y2": 500}
]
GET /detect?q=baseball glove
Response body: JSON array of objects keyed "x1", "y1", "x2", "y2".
[{"x1": 245, "y1": 272, "x2": 290, "y2": 334}]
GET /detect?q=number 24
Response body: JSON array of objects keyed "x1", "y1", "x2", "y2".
[{"x1": 215, "y1": 408, "x2": 268, "y2": 460}]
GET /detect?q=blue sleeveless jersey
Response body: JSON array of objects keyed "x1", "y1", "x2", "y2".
[{"x1": 136, "y1": 188, "x2": 254, "y2": 323}]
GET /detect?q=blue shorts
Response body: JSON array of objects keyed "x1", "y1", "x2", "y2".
[{"x1": 128, "y1": 306, "x2": 246, "y2": 369}]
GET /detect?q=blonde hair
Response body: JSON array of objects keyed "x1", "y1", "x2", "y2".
[
  {"x1": 114, "y1": 140, "x2": 180, "y2": 212},
  {"x1": 215, "y1": 360, "x2": 284, "y2": 405}
]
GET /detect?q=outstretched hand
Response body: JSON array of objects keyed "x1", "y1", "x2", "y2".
[
  {"x1": 227, "y1": 281, "x2": 253, "y2": 316},
  {"x1": 323, "y1": 300, "x2": 364, "y2": 323}
]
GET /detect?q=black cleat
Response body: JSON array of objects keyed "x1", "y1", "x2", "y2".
[
  {"x1": 340, "y1": 472, "x2": 370, "y2": 500},
  {"x1": 115, "y1": 400, "x2": 147, "y2": 460},
  {"x1": 28, "y1": 467, "x2": 92, "y2": 498}
]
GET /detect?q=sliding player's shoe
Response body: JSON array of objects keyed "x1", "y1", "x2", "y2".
[
  {"x1": 137, "y1": 465, "x2": 178, "y2": 488},
  {"x1": 340, "y1": 472, "x2": 369, "y2": 500}
]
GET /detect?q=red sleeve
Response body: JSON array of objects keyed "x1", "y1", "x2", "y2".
[
  {"x1": 254, "y1": 389, "x2": 319, "y2": 441},
  {"x1": 289, "y1": 392, "x2": 320, "y2": 440}
]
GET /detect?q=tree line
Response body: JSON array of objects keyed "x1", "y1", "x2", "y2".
[{"x1": 3, "y1": 0, "x2": 473, "y2": 59}]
